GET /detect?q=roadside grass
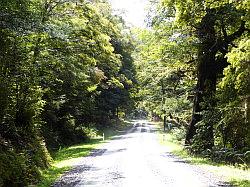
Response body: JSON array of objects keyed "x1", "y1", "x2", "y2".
[
  {"x1": 156, "y1": 124, "x2": 250, "y2": 187},
  {"x1": 36, "y1": 120, "x2": 133, "y2": 187},
  {"x1": 36, "y1": 138, "x2": 103, "y2": 187}
]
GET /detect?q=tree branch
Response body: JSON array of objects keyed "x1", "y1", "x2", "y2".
[{"x1": 227, "y1": 21, "x2": 248, "y2": 43}]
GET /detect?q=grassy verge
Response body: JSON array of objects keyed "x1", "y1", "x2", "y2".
[
  {"x1": 36, "y1": 120, "x2": 133, "y2": 187},
  {"x1": 36, "y1": 138, "x2": 103, "y2": 187},
  {"x1": 156, "y1": 125, "x2": 250, "y2": 187}
]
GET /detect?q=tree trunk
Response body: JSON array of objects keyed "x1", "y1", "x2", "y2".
[
  {"x1": 185, "y1": 10, "x2": 247, "y2": 149},
  {"x1": 245, "y1": 96, "x2": 250, "y2": 124},
  {"x1": 185, "y1": 10, "x2": 217, "y2": 149},
  {"x1": 246, "y1": 96, "x2": 250, "y2": 146}
]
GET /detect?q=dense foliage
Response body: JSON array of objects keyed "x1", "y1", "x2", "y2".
[
  {"x1": 0, "y1": 0, "x2": 249, "y2": 186},
  {"x1": 135, "y1": 0, "x2": 249, "y2": 161},
  {"x1": 0, "y1": 0, "x2": 136, "y2": 186}
]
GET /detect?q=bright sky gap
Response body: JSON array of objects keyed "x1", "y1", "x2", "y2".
[{"x1": 108, "y1": 0, "x2": 149, "y2": 28}]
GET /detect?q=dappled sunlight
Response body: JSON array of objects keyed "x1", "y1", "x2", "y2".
[
  {"x1": 200, "y1": 165, "x2": 250, "y2": 183},
  {"x1": 53, "y1": 123, "x2": 233, "y2": 187},
  {"x1": 54, "y1": 147, "x2": 92, "y2": 161},
  {"x1": 38, "y1": 166, "x2": 70, "y2": 187},
  {"x1": 53, "y1": 157, "x2": 85, "y2": 169},
  {"x1": 37, "y1": 139, "x2": 103, "y2": 187}
]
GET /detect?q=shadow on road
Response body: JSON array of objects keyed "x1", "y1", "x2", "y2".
[{"x1": 89, "y1": 149, "x2": 107, "y2": 157}]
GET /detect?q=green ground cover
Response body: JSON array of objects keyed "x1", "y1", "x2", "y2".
[
  {"x1": 36, "y1": 138, "x2": 102, "y2": 187},
  {"x1": 156, "y1": 123, "x2": 250, "y2": 187}
]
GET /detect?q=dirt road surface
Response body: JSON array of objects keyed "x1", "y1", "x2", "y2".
[{"x1": 53, "y1": 121, "x2": 231, "y2": 187}]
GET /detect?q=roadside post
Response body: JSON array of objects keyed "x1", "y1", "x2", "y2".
[
  {"x1": 163, "y1": 115, "x2": 166, "y2": 132},
  {"x1": 161, "y1": 79, "x2": 167, "y2": 132}
]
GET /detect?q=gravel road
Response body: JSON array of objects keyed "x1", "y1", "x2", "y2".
[{"x1": 53, "y1": 121, "x2": 232, "y2": 187}]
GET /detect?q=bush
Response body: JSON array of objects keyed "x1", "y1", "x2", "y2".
[
  {"x1": 169, "y1": 126, "x2": 186, "y2": 142},
  {"x1": 0, "y1": 130, "x2": 51, "y2": 186}
]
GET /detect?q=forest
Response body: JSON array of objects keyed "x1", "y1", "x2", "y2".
[{"x1": 0, "y1": 0, "x2": 249, "y2": 186}]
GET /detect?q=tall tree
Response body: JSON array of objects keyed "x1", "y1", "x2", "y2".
[{"x1": 154, "y1": 0, "x2": 249, "y2": 149}]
